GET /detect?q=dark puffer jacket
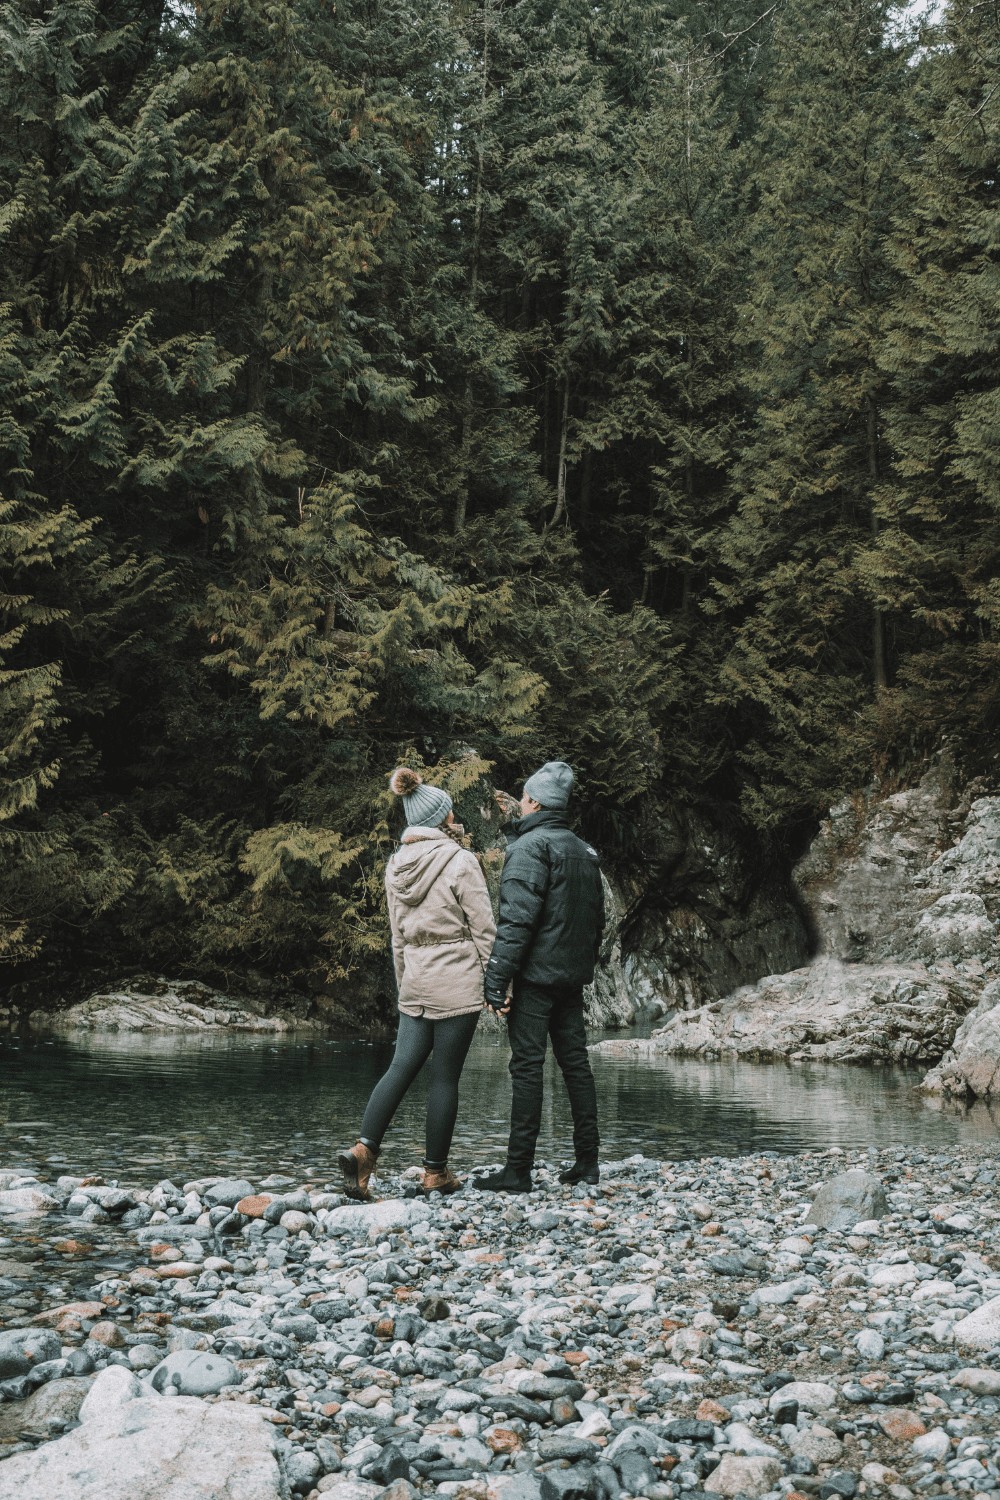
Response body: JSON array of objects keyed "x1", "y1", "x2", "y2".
[{"x1": 485, "y1": 810, "x2": 605, "y2": 996}]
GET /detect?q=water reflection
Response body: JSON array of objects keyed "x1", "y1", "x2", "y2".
[{"x1": 0, "y1": 1032, "x2": 994, "y2": 1186}]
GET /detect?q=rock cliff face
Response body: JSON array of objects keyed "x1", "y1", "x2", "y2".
[
  {"x1": 474, "y1": 788, "x2": 810, "y2": 1032},
  {"x1": 607, "y1": 805, "x2": 811, "y2": 1023},
  {"x1": 596, "y1": 766, "x2": 1000, "y2": 1073}
]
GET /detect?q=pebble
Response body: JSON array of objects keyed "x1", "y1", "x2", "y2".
[
  {"x1": 912, "y1": 1428, "x2": 952, "y2": 1460},
  {"x1": 855, "y1": 1329, "x2": 885, "y2": 1360},
  {"x1": 953, "y1": 1297, "x2": 1000, "y2": 1350},
  {"x1": 2, "y1": 1146, "x2": 1000, "y2": 1500},
  {"x1": 953, "y1": 1367, "x2": 1000, "y2": 1396},
  {"x1": 706, "y1": 1453, "x2": 785, "y2": 1495}
]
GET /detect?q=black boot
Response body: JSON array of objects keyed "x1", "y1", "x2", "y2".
[
  {"x1": 474, "y1": 1164, "x2": 533, "y2": 1194},
  {"x1": 558, "y1": 1161, "x2": 599, "y2": 1185}
]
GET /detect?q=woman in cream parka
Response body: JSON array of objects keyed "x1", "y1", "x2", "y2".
[{"x1": 338, "y1": 768, "x2": 496, "y2": 1197}]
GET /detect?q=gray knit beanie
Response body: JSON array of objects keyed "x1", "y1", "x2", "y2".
[
  {"x1": 523, "y1": 760, "x2": 574, "y2": 809},
  {"x1": 388, "y1": 767, "x2": 453, "y2": 827}
]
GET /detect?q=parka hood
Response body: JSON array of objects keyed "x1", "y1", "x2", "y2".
[{"x1": 386, "y1": 826, "x2": 464, "y2": 907}]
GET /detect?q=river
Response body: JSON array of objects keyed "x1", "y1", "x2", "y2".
[{"x1": 0, "y1": 1031, "x2": 994, "y2": 1185}]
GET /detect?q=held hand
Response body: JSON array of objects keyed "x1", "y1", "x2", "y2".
[
  {"x1": 484, "y1": 990, "x2": 511, "y2": 1016},
  {"x1": 493, "y1": 790, "x2": 519, "y2": 823}
]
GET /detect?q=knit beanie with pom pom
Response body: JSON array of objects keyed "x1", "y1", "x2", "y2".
[{"x1": 388, "y1": 767, "x2": 453, "y2": 828}]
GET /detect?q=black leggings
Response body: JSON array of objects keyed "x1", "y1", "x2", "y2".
[{"x1": 359, "y1": 1010, "x2": 480, "y2": 1167}]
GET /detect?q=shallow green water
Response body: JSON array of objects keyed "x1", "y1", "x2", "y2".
[{"x1": 0, "y1": 1031, "x2": 995, "y2": 1186}]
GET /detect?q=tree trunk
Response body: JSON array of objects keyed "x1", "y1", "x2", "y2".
[
  {"x1": 453, "y1": 3, "x2": 492, "y2": 534},
  {"x1": 867, "y1": 395, "x2": 888, "y2": 690},
  {"x1": 579, "y1": 449, "x2": 592, "y2": 525},
  {"x1": 549, "y1": 379, "x2": 570, "y2": 527}
]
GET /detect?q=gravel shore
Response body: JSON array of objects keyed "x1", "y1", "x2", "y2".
[{"x1": 1, "y1": 1145, "x2": 1000, "y2": 1500}]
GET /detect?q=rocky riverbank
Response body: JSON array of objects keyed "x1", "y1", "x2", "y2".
[
  {"x1": 1, "y1": 1148, "x2": 1000, "y2": 1500},
  {"x1": 27, "y1": 978, "x2": 325, "y2": 1036},
  {"x1": 596, "y1": 778, "x2": 1000, "y2": 1095}
]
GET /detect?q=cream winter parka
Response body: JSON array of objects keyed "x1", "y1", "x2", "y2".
[{"x1": 385, "y1": 826, "x2": 497, "y2": 1019}]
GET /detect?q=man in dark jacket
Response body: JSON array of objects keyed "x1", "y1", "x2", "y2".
[{"x1": 475, "y1": 760, "x2": 605, "y2": 1194}]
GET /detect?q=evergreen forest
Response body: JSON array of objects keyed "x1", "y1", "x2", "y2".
[{"x1": 1, "y1": 0, "x2": 998, "y2": 1018}]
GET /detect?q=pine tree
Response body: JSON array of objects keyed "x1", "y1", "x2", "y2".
[
  {"x1": 713, "y1": 0, "x2": 913, "y2": 829},
  {"x1": 0, "y1": 1, "x2": 166, "y2": 966},
  {"x1": 866, "y1": 0, "x2": 1000, "y2": 756}
]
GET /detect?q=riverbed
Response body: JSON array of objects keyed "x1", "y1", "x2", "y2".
[{"x1": 0, "y1": 1032, "x2": 994, "y2": 1185}]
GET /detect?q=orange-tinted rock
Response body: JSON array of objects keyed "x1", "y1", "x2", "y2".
[
  {"x1": 87, "y1": 1320, "x2": 126, "y2": 1349},
  {"x1": 697, "y1": 1398, "x2": 731, "y2": 1424},
  {"x1": 149, "y1": 1243, "x2": 183, "y2": 1263},
  {"x1": 374, "y1": 1318, "x2": 395, "y2": 1340},
  {"x1": 486, "y1": 1428, "x2": 523, "y2": 1455},
  {"x1": 235, "y1": 1194, "x2": 274, "y2": 1218},
  {"x1": 878, "y1": 1411, "x2": 927, "y2": 1442},
  {"x1": 701, "y1": 1222, "x2": 723, "y2": 1237},
  {"x1": 34, "y1": 1300, "x2": 105, "y2": 1325},
  {"x1": 51, "y1": 1239, "x2": 90, "y2": 1255},
  {"x1": 563, "y1": 1351, "x2": 589, "y2": 1366},
  {"x1": 157, "y1": 1261, "x2": 201, "y2": 1279},
  {"x1": 136, "y1": 1312, "x2": 173, "y2": 1331},
  {"x1": 319, "y1": 1402, "x2": 341, "y2": 1417}
]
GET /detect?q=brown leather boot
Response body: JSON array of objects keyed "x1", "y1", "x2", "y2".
[
  {"x1": 421, "y1": 1165, "x2": 463, "y2": 1195},
  {"x1": 337, "y1": 1141, "x2": 379, "y2": 1201}
]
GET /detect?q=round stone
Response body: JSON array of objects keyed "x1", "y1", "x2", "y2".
[{"x1": 235, "y1": 1194, "x2": 274, "y2": 1219}]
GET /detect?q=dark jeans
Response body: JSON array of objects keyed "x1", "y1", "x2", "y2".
[
  {"x1": 359, "y1": 1010, "x2": 480, "y2": 1167},
  {"x1": 505, "y1": 978, "x2": 599, "y2": 1173}
]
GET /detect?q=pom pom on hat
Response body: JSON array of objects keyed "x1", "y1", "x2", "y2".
[
  {"x1": 389, "y1": 766, "x2": 423, "y2": 797},
  {"x1": 388, "y1": 766, "x2": 453, "y2": 828}
]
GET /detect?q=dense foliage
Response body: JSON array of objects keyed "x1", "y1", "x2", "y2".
[{"x1": 1, "y1": 0, "x2": 996, "y2": 1007}]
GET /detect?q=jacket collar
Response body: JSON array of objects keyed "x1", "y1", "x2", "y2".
[
  {"x1": 508, "y1": 809, "x2": 569, "y2": 841},
  {"x1": 401, "y1": 825, "x2": 451, "y2": 845}
]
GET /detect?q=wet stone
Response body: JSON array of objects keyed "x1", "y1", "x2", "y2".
[
  {"x1": 818, "y1": 1473, "x2": 859, "y2": 1500},
  {"x1": 664, "y1": 1419, "x2": 716, "y2": 1443},
  {"x1": 539, "y1": 1466, "x2": 601, "y2": 1500}
]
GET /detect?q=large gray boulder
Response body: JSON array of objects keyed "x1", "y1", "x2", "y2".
[
  {"x1": 0, "y1": 1329, "x2": 60, "y2": 1380},
  {"x1": 704, "y1": 1454, "x2": 784, "y2": 1497},
  {"x1": 148, "y1": 1350, "x2": 240, "y2": 1397},
  {"x1": 78, "y1": 1367, "x2": 144, "y2": 1423},
  {"x1": 0, "y1": 1390, "x2": 289, "y2": 1500},
  {"x1": 597, "y1": 959, "x2": 976, "y2": 1066},
  {"x1": 29, "y1": 977, "x2": 320, "y2": 1035},
  {"x1": 952, "y1": 1297, "x2": 1000, "y2": 1353},
  {"x1": 324, "y1": 1198, "x2": 431, "y2": 1238},
  {"x1": 920, "y1": 979, "x2": 1000, "y2": 1100},
  {"x1": 0, "y1": 1187, "x2": 59, "y2": 1216},
  {"x1": 807, "y1": 1171, "x2": 888, "y2": 1231},
  {"x1": 0, "y1": 1376, "x2": 93, "y2": 1443}
]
